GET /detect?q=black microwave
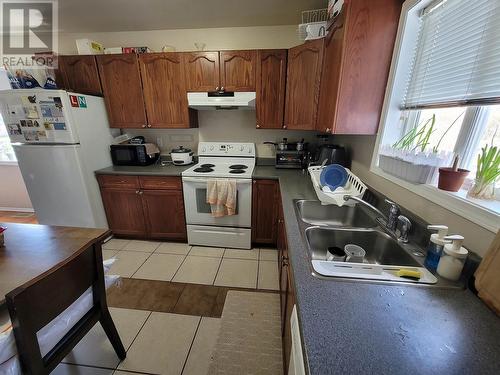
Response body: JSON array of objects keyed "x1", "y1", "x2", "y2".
[{"x1": 110, "y1": 144, "x2": 160, "y2": 166}]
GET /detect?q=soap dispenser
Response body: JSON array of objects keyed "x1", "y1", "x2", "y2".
[
  {"x1": 424, "y1": 225, "x2": 449, "y2": 271},
  {"x1": 437, "y1": 235, "x2": 468, "y2": 281}
]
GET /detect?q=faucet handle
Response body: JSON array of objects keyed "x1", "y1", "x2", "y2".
[
  {"x1": 385, "y1": 199, "x2": 400, "y2": 211},
  {"x1": 397, "y1": 215, "x2": 412, "y2": 243}
]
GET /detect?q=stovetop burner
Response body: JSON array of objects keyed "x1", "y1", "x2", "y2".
[
  {"x1": 194, "y1": 167, "x2": 214, "y2": 173},
  {"x1": 200, "y1": 164, "x2": 215, "y2": 168},
  {"x1": 229, "y1": 169, "x2": 246, "y2": 174},
  {"x1": 229, "y1": 164, "x2": 248, "y2": 169}
]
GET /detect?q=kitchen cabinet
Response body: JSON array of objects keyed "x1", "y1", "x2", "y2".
[
  {"x1": 316, "y1": 0, "x2": 401, "y2": 134},
  {"x1": 220, "y1": 50, "x2": 257, "y2": 91},
  {"x1": 59, "y1": 55, "x2": 102, "y2": 95},
  {"x1": 139, "y1": 53, "x2": 198, "y2": 129},
  {"x1": 97, "y1": 175, "x2": 186, "y2": 240},
  {"x1": 284, "y1": 39, "x2": 324, "y2": 130},
  {"x1": 252, "y1": 179, "x2": 279, "y2": 245},
  {"x1": 96, "y1": 54, "x2": 147, "y2": 128},
  {"x1": 256, "y1": 50, "x2": 287, "y2": 129},
  {"x1": 183, "y1": 52, "x2": 220, "y2": 92},
  {"x1": 183, "y1": 50, "x2": 257, "y2": 92}
]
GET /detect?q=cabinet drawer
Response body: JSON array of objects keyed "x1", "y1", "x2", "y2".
[
  {"x1": 139, "y1": 176, "x2": 182, "y2": 190},
  {"x1": 97, "y1": 175, "x2": 140, "y2": 189}
]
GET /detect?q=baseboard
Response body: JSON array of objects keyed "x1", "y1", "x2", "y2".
[{"x1": 0, "y1": 207, "x2": 35, "y2": 213}]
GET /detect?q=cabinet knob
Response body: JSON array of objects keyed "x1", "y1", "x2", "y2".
[
  {"x1": 283, "y1": 125, "x2": 287, "y2": 129},
  {"x1": 325, "y1": 128, "x2": 331, "y2": 133},
  {"x1": 221, "y1": 86, "x2": 225, "y2": 91},
  {"x1": 147, "y1": 124, "x2": 152, "y2": 128},
  {"x1": 141, "y1": 124, "x2": 146, "y2": 128},
  {"x1": 215, "y1": 86, "x2": 219, "y2": 91},
  {"x1": 256, "y1": 124, "x2": 260, "y2": 128},
  {"x1": 138, "y1": 190, "x2": 143, "y2": 195},
  {"x1": 135, "y1": 190, "x2": 140, "y2": 194}
]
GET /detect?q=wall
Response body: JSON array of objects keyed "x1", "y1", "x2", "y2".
[
  {"x1": 335, "y1": 135, "x2": 495, "y2": 257},
  {"x1": 0, "y1": 164, "x2": 32, "y2": 211},
  {"x1": 57, "y1": 25, "x2": 301, "y2": 54}
]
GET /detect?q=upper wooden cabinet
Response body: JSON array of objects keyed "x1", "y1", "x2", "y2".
[
  {"x1": 139, "y1": 53, "x2": 197, "y2": 129},
  {"x1": 59, "y1": 55, "x2": 102, "y2": 95},
  {"x1": 183, "y1": 50, "x2": 257, "y2": 92},
  {"x1": 284, "y1": 39, "x2": 324, "y2": 130},
  {"x1": 183, "y1": 52, "x2": 220, "y2": 92},
  {"x1": 220, "y1": 50, "x2": 257, "y2": 91},
  {"x1": 256, "y1": 50, "x2": 287, "y2": 129},
  {"x1": 316, "y1": 0, "x2": 401, "y2": 134},
  {"x1": 96, "y1": 54, "x2": 147, "y2": 128}
]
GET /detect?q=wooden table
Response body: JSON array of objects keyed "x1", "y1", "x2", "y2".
[{"x1": 0, "y1": 223, "x2": 110, "y2": 305}]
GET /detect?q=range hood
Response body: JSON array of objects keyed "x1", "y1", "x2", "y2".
[{"x1": 187, "y1": 92, "x2": 256, "y2": 110}]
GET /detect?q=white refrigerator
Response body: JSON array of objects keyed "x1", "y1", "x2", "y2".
[{"x1": 0, "y1": 89, "x2": 115, "y2": 228}]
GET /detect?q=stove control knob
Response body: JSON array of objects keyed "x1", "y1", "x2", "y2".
[
  {"x1": 201, "y1": 146, "x2": 206, "y2": 153},
  {"x1": 210, "y1": 145, "x2": 214, "y2": 151},
  {"x1": 239, "y1": 145, "x2": 244, "y2": 152}
]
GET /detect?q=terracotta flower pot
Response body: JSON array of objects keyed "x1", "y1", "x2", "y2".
[{"x1": 438, "y1": 167, "x2": 470, "y2": 192}]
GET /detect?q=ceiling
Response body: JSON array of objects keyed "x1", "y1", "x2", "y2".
[{"x1": 57, "y1": 0, "x2": 327, "y2": 33}]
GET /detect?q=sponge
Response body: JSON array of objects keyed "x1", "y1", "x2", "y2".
[{"x1": 397, "y1": 269, "x2": 421, "y2": 280}]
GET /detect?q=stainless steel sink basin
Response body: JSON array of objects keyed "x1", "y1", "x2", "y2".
[
  {"x1": 295, "y1": 199, "x2": 376, "y2": 228},
  {"x1": 305, "y1": 227, "x2": 420, "y2": 267}
]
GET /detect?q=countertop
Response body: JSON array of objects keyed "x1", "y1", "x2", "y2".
[
  {"x1": 95, "y1": 164, "x2": 500, "y2": 374},
  {"x1": 95, "y1": 162, "x2": 192, "y2": 176}
]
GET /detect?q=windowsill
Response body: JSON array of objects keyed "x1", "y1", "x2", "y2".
[
  {"x1": 370, "y1": 166, "x2": 500, "y2": 233},
  {"x1": 0, "y1": 160, "x2": 18, "y2": 166}
]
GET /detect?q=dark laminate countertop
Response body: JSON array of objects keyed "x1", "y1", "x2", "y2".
[
  {"x1": 95, "y1": 163, "x2": 192, "y2": 176},
  {"x1": 95, "y1": 163, "x2": 500, "y2": 374}
]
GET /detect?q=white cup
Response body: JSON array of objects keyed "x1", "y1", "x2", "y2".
[{"x1": 344, "y1": 244, "x2": 366, "y2": 263}]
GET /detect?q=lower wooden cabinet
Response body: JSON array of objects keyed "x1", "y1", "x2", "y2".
[
  {"x1": 97, "y1": 175, "x2": 186, "y2": 240},
  {"x1": 252, "y1": 179, "x2": 279, "y2": 245}
]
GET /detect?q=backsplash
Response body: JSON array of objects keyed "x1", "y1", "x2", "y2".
[{"x1": 126, "y1": 110, "x2": 321, "y2": 157}]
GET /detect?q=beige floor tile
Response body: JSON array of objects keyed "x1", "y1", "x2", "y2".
[
  {"x1": 132, "y1": 253, "x2": 185, "y2": 281},
  {"x1": 223, "y1": 248, "x2": 259, "y2": 260},
  {"x1": 258, "y1": 261, "x2": 280, "y2": 290},
  {"x1": 214, "y1": 259, "x2": 258, "y2": 288},
  {"x1": 155, "y1": 242, "x2": 191, "y2": 255},
  {"x1": 53, "y1": 364, "x2": 114, "y2": 374},
  {"x1": 64, "y1": 308, "x2": 150, "y2": 369},
  {"x1": 259, "y1": 248, "x2": 279, "y2": 262},
  {"x1": 103, "y1": 239, "x2": 130, "y2": 250},
  {"x1": 183, "y1": 317, "x2": 221, "y2": 375},
  {"x1": 172, "y1": 256, "x2": 221, "y2": 285},
  {"x1": 118, "y1": 312, "x2": 200, "y2": 375},
  {"x1": 122, "y1": 240, "x2": 160, "y2": 253},
  {"x1": 102, "y1": 249, "x2": 118, "y2": 261},
  {"x1": 189, "y1": 246, "x2": 225, "y2": 258},
  {"x1": 108, "y1": 251, "x2": 150, "y2": 278}
]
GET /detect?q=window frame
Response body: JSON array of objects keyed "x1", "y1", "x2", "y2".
[{"x1": 371, "y1": 0, "x2": 500, "y2": 233}]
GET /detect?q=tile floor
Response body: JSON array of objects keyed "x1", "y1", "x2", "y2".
[
  {"x1": 50, "y1": 239, "x2": 281, "y2": 374},
  {"x1": 103, "y1": 239, "x2": 279, "y2": 291}
]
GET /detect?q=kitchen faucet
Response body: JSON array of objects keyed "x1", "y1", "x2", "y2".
[{"x1": 343, "y1": 195, "x2": 412, "y2": 243}]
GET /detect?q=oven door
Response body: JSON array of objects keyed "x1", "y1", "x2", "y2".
[{"x1": 182, "y1": 177, "x2": 252, "y2": 227}]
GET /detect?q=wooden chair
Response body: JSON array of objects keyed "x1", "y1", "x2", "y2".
[{"x1": 5, "y1": 241, "x2": 125, "y2": 374}]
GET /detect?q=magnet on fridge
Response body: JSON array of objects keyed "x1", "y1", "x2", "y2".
[
  {"x1": 77, "y1": 96, "x2": 87, "y2": 108},
  {"x1": 53, "y1": 122, "x2": 66, "y2": 130},
  {"x1": 7, "y1": 124, "x2": 21, "y2": 135},
  {"x1": 69, "y1": 95, "x2": 79, "y2": 107},
  {"x1": 43, "y1": 122, "x2": 54, "y2": 130},
  {"x1": 20, "y1": 120, "x2": 27, "y2": 127}
]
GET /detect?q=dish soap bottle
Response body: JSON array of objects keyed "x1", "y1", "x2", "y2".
[
  {"x1": 437, "y1": 235, "x2": 468, "y2": 281},
  {"x1": 424, "y1": 225, "x2": 449, "y2": 271}
]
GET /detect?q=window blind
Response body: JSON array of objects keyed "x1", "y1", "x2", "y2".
[{"x1": 402, "y1": 0, "x2": 500, "y2": 109}]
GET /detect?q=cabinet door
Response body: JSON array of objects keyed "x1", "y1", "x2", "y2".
[
  {"x1": 316, "y1": 14, "x2": 346, "y2": 134},
  {"x1": 252, "y1": 179, "x2": 279, "y2": 245},
  {"x1": 96, "y1": 54, "x2": 147, "y2": 128},
  {"x1": 283, "y1": 269, "x2": 295, "y2": 374},
  {"x1": 256, "y1": 50, "x2": 287, "y2": 129},
  {"x1": 183, "y1": 52, "x2": 220, "y2": 92},
  {"x1": 100, "y1": 188, "x2": 146, "y2": 236},
  {"x1": 139, "y1": 53, "x2": 193, "y2": 129},
  {"x1": 220, "y1": 50, "x2": 257, "y2": 92},
  {"x1": 59, "y1": 55, "x2": 102, "y2": 95},
  {"x1": 284, "y1": 39, "x2": 324, "y2": 130},
  {"x1": 141, "y1": 190, "x2": 187, "y2": 240}
]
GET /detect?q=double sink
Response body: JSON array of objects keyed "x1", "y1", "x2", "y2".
[{"x1": 295, "y1": 200, "x2": 439, "y2": 285}]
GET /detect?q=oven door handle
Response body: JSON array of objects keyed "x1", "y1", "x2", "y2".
[{"x1": 182, "y1": 177, "x2": 252, "y2": 184}]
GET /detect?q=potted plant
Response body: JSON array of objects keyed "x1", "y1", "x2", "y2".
[
  {"x1": 438, "y1": 155, "x2": 470, "y2": 192},
  {"x1": 379, "y1": 112, "x2": 463, "y2": 184},
  {"x1": 467, "y1": 144, "x2": 500, "y2": 200}
]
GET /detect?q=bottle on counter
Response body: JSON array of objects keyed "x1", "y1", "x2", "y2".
[
  {"x1": 437, "y1": 235, "x2": 468, "y2": 281},
  {"x1": 424, "y1": 225, "x2": 449, "y2": 271}
]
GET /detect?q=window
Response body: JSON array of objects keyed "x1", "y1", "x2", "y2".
[
  {"x1": 372, "y1": 0, "x2": 500, "y2": 231},
  {"x1": 0, "y1": 114, "x2": 17, "y2": 162}
]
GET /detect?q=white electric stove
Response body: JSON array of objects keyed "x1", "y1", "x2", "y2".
[{"x1": 181, "y1": 142, "x2": 256, "y2": 249}]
